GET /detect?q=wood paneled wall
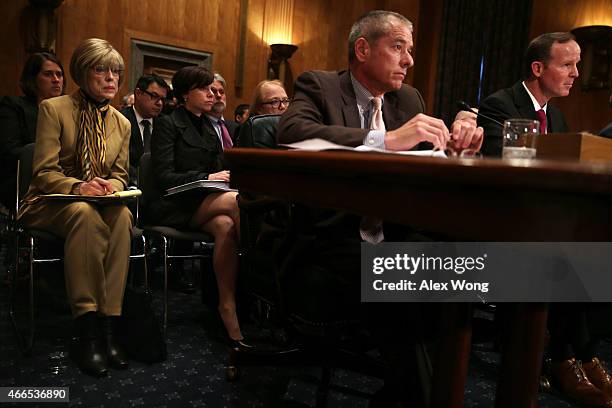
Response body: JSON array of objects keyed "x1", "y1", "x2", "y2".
[
  {"x1": 530, "y1": 0, "x2": 611, "y2": 133},
  {"x1": 0, "y1": 0, "x2": 419, "y2": 117},
  {"x1": 1, "y1": 0, "x2": 608, "y2": 132}
]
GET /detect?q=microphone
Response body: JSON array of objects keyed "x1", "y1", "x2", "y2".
[{"x1": 456, "y1": 100, "x2": 504, "y2": 128}]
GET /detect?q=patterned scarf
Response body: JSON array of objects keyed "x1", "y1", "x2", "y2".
[{"x1": 73, "y1": 90, "x2": 108, "y2": 181}]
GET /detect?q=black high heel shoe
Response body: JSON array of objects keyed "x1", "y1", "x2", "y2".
[{"x1": 227, "y1": 337, "x2": 255, "y2": 351}]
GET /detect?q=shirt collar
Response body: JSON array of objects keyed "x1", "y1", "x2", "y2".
[
  {"x1": 350, "y1": 72, "x2": 384, "y2": 114},
  {"x1": 206, "y1": 114, "x2": 224, "y2": 124},
  {"x1": 521, "y1": 81, "x2": 547, "y2": 113},
  {"x1": 133, "y1": 106, "x2": 152, "y2": 126}
]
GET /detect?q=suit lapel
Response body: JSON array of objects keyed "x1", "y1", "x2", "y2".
[
  {"x1": 339, "y1": 71, "x2": 362, "y2": 129},
  {"x1": 512, "y1": 82, "x2": 537, "y2": 120},
  {"x1": 173, "y1": 107, "x2": 221, "y2": 151},
  {"x1": 202, "y1": 115, "x2": 223, "y2": 151},
  {"x1": 382, "y1": 92, "x2": 403, "y2": 131}
]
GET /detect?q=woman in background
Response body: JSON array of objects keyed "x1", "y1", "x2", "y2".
[
  {"x1": 0, "y1": 52, "x2": 65, "y2": 209},
  {"x1": 149, "y1": 66, "x2": 246, "y2": 348}
]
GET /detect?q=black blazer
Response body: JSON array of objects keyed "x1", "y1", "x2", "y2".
[
  {"x1": 478, "y1": 81, "x2": 568, "y2": 157},
  {"x1": 152, "y1": 106, "x2": 223, "y2": 191},
  {"x1": 147, "y1": 106, "x2": 224, "y2": 228},
  {"x1": 120, "y1": 106, "x2": 153, "y2": 186},
  {"x1": 0, "y1": 95, "x2": 39, "y2": 208}
]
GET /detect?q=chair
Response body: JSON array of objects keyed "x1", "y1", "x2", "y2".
[
  {"x1": 236, "y1": 114, "x2": 281, "y2": 149},
  {"x1": 137, "y1": 152, "x2": 214, "y2": 335},
  {"x1": 8, "y1": 143, "x2": 149, "y2": 355},
  {"x1": 8, "y1": 144, "x2": 63, "y2": 355}
]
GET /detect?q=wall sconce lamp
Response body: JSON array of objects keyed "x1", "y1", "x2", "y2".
[
  {"x1": 23, "y1": 0, "x2": 64, "y2": 53},
  {"x1": 267, "y1": 43, "x2": 298, "y2": 88},
  {"x1": 570, "y1": 25, "x2": 612, "y2": 91}
]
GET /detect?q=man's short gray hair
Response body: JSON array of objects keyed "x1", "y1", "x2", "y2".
[
  {"x1": 348, "y1": 10, "x2": 413, "y2": 63},
  {"x1": 213, "y1": 72, "x2": 226, "y2": 88}
]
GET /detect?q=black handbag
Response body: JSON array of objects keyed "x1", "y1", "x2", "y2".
[{"x1": 120, "y1": 287, "x2": 167, "y2": 363}]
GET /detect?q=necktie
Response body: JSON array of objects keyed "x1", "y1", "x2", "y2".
[
  {"x1": 536, "y1": 109, "x2": 547, "y2": 134},
  {"x1": 218, "y1": 119, "x2": 233, "y2": 149},
  {"x1": 360, "y1": 97, "x2": 385, "y2": 244},
  {"x1": 369, "y1": 96, "x2": 386, "y2": 131},
  {"x1": 141, "y1": 120, "x2": 151, "y2": 153}
]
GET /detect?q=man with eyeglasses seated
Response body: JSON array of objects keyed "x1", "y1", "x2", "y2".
[{"x1": 120, "y1": 74, "x2": 170, "y2": 186}]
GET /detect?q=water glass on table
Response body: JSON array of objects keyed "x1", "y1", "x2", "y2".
[{"x1": 502, "y1": 119, "x2": 539, "y2": 159}]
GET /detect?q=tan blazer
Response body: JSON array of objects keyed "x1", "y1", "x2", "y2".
[{"x1": 20, "y1": 92, "x2": 131, "y2": 214}]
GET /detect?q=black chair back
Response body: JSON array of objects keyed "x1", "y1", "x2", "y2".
[
  {"x1": 237, "y1": 114, "x2": 281, "y2": 148},
  {"x1": 137, "y1": 153, "x2": 160, "y2": 209},
  {"x1": 16, "y1": 143, "x2": 36, "y2": 210}
]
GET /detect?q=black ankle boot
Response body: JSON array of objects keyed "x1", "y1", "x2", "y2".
[
  {"x1": 71, "y1": 312, "x2": 107, "y2": 378},
  {"x1": 104, "y1": 316, "x2": 129, "y2": 369}
]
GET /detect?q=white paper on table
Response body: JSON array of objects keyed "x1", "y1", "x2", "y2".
[{"x1": 280, "y1": 138, "x2": 447, "y2": 158}]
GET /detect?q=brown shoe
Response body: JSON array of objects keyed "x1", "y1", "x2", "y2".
[
  {"x1": 584, "y1": 357, "x2": 612, "y2": 398},
  {"x1": 551, "y1": 358, "x2": 612, "y2": 407}
]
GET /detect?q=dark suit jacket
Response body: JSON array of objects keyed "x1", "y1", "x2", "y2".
[
  {"x1": 147, "y1": 106, "x2": 224, "y2": 228},
  {"x1": 278, "y1": 69, "x2": 425, "y2": 146},
  {"x1": 0, "y1": 95, "x2": 38, "y2": 208},
  {"x1": 479, "y1": 81, "x2": 568, "y2": 157},
  {"x1": 120, "y1": 106, "x2": 162, "y2": 186}
]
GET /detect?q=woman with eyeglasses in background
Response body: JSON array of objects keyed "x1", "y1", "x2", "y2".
[
  {"x1": 19, "y1": 38, "x2": 132, "y2": 378},
  {"x1": 234, "y1": 80, "x2": 290, "y2": 147},
  {"x1": 249, "y1": 79, "x2": 291, "y2": 115}
]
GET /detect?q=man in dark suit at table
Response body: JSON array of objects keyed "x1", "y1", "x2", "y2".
[
  {"x1": 121, "y1": 74, "x2": 169, "y2": 186},
  {"x1": 277, "y1": 10, "x2": 483, "y2": 407},
  {"x1": 478, "y1": 32, "x2": 579, "y2": 157},
  {"x1": 479, "y1": 34, "x2": 612, "y2": 407}
]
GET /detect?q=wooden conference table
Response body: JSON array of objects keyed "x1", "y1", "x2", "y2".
[{"x1": 226, "y1": 148, "x2": 612, "y2": 408}]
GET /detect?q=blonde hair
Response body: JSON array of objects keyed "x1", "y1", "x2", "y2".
[
  {"x1": 70, "y1": 38, "x2": 125, "y2": 90},
  {"x1": 250, "y1": 79, "x2": 284, "y2": 114}
]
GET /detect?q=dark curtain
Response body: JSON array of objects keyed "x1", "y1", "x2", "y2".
[{"x1": 434, "y1": 0, "x2": 532, "y2": 125}]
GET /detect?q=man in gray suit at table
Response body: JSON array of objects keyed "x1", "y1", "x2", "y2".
[
  {"x1": 478, "y1": 32, "x2": 580, "y2": 157},
  {"x1": 277, "y1": 10, "x2": 483, "y2": 407}
]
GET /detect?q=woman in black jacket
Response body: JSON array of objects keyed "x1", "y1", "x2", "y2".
[{"x1": 149, "y1": 66, "x2": 245, "y2": 346}]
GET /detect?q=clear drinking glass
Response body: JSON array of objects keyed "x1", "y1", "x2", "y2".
[{"x1": 502, "y1": 119, "x2": 539, "y2": 159}]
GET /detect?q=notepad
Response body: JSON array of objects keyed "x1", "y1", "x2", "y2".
[
  {"x1": 165, "y1": 180, "x2": 236, "y2": 197},
  {"x1": 35, "y1": 189, "x2": 142, "y2": 203}
]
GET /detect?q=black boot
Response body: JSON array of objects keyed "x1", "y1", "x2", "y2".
[
  {"x1": 71, "y1": 312, "x2": 107, "y2": 378},
  {"x1": 104, "y1": 316, "x2": 129, "y2": 369}
]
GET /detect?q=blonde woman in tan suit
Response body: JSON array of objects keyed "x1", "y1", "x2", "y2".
[{"x1": 19, "y1": 38, "x2": 132, "y2": 378}]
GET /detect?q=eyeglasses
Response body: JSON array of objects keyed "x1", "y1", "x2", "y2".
[
  {"x1": 92, "y1": 65, "x2": 124, "y2": 77},
  {"x1": 139, "y1": 88, "x2": 166, "y2": 104},
  {"x1": 261, "y1": 98, "x2": 291, "y2": 109}
]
